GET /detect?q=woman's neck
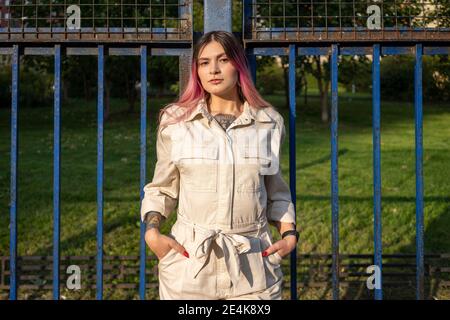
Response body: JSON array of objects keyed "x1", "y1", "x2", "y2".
[{"x1": 207, "y1": 95, "x2": 244, "y2": 117}]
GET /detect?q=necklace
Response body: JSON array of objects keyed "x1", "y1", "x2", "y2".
[{"x1": 213, "y1": 113, "x2": 237, "y2": 131}]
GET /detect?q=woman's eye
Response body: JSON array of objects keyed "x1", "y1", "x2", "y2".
[{"x1": 199, "y1": 59, "x2": 227, "y2": 66}]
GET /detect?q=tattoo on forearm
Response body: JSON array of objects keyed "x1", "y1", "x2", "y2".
[{"x1": 144, "y1": 211, "x2": 166, "y2": 231}]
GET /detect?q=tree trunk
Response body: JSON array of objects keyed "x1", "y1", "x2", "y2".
[
  {"x1": 315, "y1": 56, "x2": 329, "y2": 123},
  {"x1": 127, "y1": 84, "x2": 136, "y2": 113},
  {"x1": 282, "y1": 57, "x2": 289, "y2": 110},
  {"x1": 62, "y1": 78, "x2": 69, "y2": 103},
  {"x1": 321, "y1": 82, "x2": 330, "y2": 123},
  {"x1": 104, "y1": 80, "x2": 111, "y2": 120},
  {"x1": 83, "y1": 72, "x2": 89, "y2": 101},
  {"x1": 304, "y1": 71, "x2": 308, "y2": 106}
]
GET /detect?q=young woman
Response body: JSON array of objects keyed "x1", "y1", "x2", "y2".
[{"x1": 140, "y1": 31, "x2": 298, "y2": 300}]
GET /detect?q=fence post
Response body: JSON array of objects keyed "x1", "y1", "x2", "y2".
[
  {"x1": 372, "y1": 43, "x2": 383, "y2": 300},
  {"x1": 330, "y1": 44, "x2": 340, "y2": 300},
  {"x1": 204, "y1": 0, "x2": 232, "y2": 33},
  {"x1": 288, "y1": 43, "x2": 297, "y2": 300},
  {"x1": 415, "y1": 43, "x2": 424, "y2": 301},
  {"x1": 179, "y1": 0, "x2": 193, "y2": 94},
  {"x1": 9, "y1": 44, "x2": 20, "y2": 301},
  {"x1": 139, "y1": 45, "x2": 148, "y2": 300},
  {"x1": 53, "y1": 44, "x2": 62, "y2": 300},
  {"x1": 96, "y1": 45, "x2": 105, "y2": 300}
]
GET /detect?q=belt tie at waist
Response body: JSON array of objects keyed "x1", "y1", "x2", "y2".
[{"x1": 192, "y1": 229, "x2": 252, "y2": 288}]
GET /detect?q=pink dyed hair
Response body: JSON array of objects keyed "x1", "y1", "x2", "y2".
[{"x1": 157, "y1": 30, "x2": 274, "y2": 128}]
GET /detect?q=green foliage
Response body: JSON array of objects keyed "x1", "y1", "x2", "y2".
[
  {"x1": 256, "y1": 59, "x2": 284, "y2": 95},
  {"x1": 0, "y1": 57, "x2": 54, "y2": 109},
  {"x1": 339, "y1": 56, "x2": 372, "y2": 93},
  {"x1": 381, "y1": 55, "x2": 450, "y2": 102},
  {"x1": 0, "y1": 62, "x2": 11, "y2": 108},
  {"x1": 18, "y1": 65, "x2": 54, "y2": 108}
]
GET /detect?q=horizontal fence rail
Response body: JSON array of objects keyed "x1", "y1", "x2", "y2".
[
  {"x1": 0, "y1": 0, "x2": 192, "y2": 42},
  {"x1": 243, "y1": 0, "x2": 450, "y2": 41}
]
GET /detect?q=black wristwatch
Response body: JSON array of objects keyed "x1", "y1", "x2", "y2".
[{"x1": 281, "y1": 229, "x2": 299, "y2": 242}]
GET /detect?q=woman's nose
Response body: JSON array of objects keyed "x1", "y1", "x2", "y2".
[{"x1": 209, "y1": 61, "x2": 220, "y2": 74}]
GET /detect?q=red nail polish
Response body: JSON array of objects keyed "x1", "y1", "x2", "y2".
[
  {"x1": 183, "y1": 251, "x2": 189, "y2": 258},
  {"x1": 262, "y1": 251, "x2": 268, "y2": 257}
]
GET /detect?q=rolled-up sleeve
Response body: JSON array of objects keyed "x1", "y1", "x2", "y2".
[
  {"x1": 140, "y1": 119, "x2": 180, "y2": 223},
  {"x1": 264, "y1": 115, "x2": 296, "y2": 224}
]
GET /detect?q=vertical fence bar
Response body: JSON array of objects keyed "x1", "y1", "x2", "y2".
[
  {"x1": 53, "y1": 44, "x2": 62, "y2": 300},
  {"x1": 96, "y1": 44, "x2": 104, "y2": 300},
  {"x1": 178, "y1": 0, "x2": 193, "y2": 93},
  {"x1": 139, "y1": 45, "x2": 148, "y2": 300},
  {"x1": 247, "y1": 48, "x2": 256, "y2": 85},
  {"x1": 9, "y1": 44, "x2": 20, "y2": 301},
  {"x1": 243, "y1": 0, "x2": 256, "y2": 84},
  {"x1": 243, "y1": 0, "x2": 253, "y2": 40},
  {"x1": 330, "y1": 44, "x2": 340, "y2": 300},
  {"x1": 288, "y1": 44, "x2": 297, "y2": 300},
  {"x1": 204, "y1": 0, "x2": 232, "y2": 33},
  {"x1": 414, "y1": 43, "x2": 424, "y2": 300},
  {"x1": 372, "y1": 44, "x2": 383, "y2": 300}
]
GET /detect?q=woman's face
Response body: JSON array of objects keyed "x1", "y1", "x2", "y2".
[{"x1": 197, "y1": 40, "x2": 239, "y2": 99}]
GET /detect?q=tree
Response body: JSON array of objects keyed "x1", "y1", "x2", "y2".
[{"x1": 339, "y1": 56, "x2": 372, "y2": 94}]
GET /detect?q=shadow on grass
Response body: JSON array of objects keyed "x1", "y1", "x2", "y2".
[
  {"x1": 297, "y1": 149, "x2": 349, "y2": 170},
  {"x1": 337, "y1": 203, "x2": 450, "y2": 300},
  {"x1": 27, "y1": 211, "x2": 138, "y2": 256}
]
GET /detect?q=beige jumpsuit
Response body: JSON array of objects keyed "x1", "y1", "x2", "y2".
[{"x1": 140, "y1": 98, "x2": 296, "y2": 300}]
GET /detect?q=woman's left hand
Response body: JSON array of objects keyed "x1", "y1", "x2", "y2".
[{"x1": 262, "y1": 235, "x2": 297, "y2": 258}]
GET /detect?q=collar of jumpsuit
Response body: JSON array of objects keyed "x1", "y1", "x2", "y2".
[
  {"x1": 178, "y1": 99, "x2": 276, "y2": 287},
  {"x1": 184, "y1": 98, "x2": 274, "y2": 125}
]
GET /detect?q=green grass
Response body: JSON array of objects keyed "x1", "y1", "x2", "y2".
[
  {"x1": 0, "y1": 94, "x2": 449, "y2": 299},
  {"x1": 282, "y1": 95, "x2": 450, "y2": 255}
]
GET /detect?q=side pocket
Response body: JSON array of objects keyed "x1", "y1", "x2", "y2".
[
  {"x1": 259, "y1": 230, "x2": 284, "y2": 287},
  {"x1": 234, "y1": 236, "x2": 267, "y2": 296},
  {"x1": 158, "y1": 222, "x2": 183, "y2": 267},
  {"x1": 260, "y1": 230, "x2": 283, "y2": 266},
  {"x1": 158, "y1": 247, "x2": 176, "y2": 266},
  {"x1": 267, "y1": 251, "x2": 283, "y2": 266}
]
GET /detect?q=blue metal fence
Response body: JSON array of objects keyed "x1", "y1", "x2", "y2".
[
  {"x1": 250, "y1": 43, "x2": 450, "y2": 300},
  {"x1": 53, "y1": 44, "x2": 61, "y2": 300},
  {"x1": 1, "y1": 0, "x2": 450, "y2": 300},
  {"x1": 3, "y1": 44, "x2": 193, "y2": 301},
  {"x1": 243, "y1": 0, "x2": 450, "y2": 300},
  {"x1": 2, "y1": 0, "x2": 192, "y2": 301}
]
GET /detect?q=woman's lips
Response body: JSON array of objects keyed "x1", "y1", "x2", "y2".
[{"x1": 209, "y1": 79, "x2": 223, "y2": 84}]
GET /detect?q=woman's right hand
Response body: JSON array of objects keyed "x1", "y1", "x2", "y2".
[{"x1": 145, "y1": 229, "x2": 189, "y2": 260}]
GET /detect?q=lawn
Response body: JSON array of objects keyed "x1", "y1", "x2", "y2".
[{"x1": 0, "y1": 94, "x2": 449, "y2": 299}]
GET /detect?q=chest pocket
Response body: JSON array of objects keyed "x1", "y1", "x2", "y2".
[
  {"x1": 176, "y1": 146, "x2": 219, "y2": 192},
  {"x1": 236, "y1": 154, "x2": 271, "y2": 193}
]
